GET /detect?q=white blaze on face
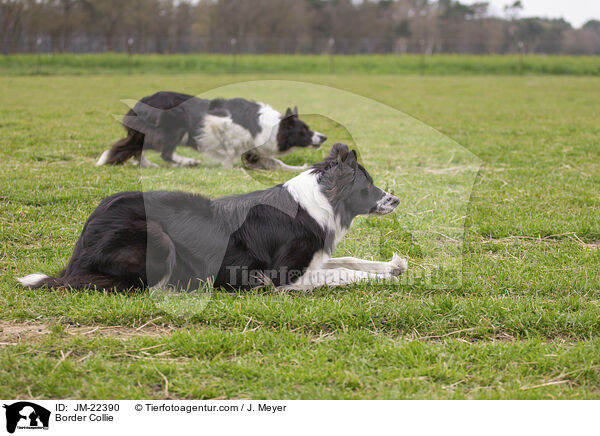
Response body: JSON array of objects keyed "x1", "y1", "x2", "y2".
[
  {"x1": 373, "y1": 190, "x2": 400, "y2": 215},
  {"x1": 311, "y1": 131, "x2": 326, "y2": 146}
]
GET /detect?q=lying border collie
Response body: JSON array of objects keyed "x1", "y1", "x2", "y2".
[
  {"x1": 20, "y1": 144, "x2": 406, "y2": 291},
  {"x1": 96, "y1": 91, "x2": 327, "y2": 171}
]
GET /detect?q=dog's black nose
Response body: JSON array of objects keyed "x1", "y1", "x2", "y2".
[
  {"x1": 388, "y1": 196, "x2": 400, "y2": 206},
  {"x1": 319, "y1": 134, "x2": 327, "y2": 143}
]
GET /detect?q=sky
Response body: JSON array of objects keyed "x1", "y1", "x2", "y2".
[{"x1": 469, "y1": 0, "x2": 600, "y2": 28}]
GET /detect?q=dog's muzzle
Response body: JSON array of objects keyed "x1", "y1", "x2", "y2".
[
  {"x1": 371, "y1": 193, "x2": 400, "y2": 215},
  {"x1": 311, "y1": 132, "x2": 327, "y2": 148}
]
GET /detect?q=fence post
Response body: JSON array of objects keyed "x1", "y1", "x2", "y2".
[
  {"x1": 231, "y1": 38, "x2": 237, "y2": 74},
  {"x1": 36, "y1": 37, "x2": 42, "y2": 75},
  {"x1": 419, "y1": 39, "x2": 426, "y2": 75},
  {"x1": 127, "y1": 38, "x2": 134, "y2": 74},
  {"x1": 517, "y1": 41, "x2": 525, "y2": 75},
  {"x1": 328, "y1": 38, "x2": 335, "y2": 74}
]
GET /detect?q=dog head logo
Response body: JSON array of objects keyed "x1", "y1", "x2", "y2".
[{"x1": 3, "y1": 402, "x2": 50, "y2": 434}]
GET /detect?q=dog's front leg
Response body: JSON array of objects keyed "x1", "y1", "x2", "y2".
[
  {"x1": 282, "y1": 267, "x2": 392, "y2": 291},
  {"x1": 165, "y1": 152, "x2": 202, "y2": 167},
  {"x1": 323, "y1": 254, "x2": 407, "y2": 277},
  {"x1": 219, "y1": 151, "x2": 236, "y2": 169},
  {"x1": 244, "y1": 155, "x2": 307, "y2": 171},
  {"x1": 269, "y1": 158, "x2": 308, "y2": 172}
]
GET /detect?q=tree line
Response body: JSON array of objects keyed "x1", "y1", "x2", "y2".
[{"x1": 2, "y1": 0, "x2": 600, "y2": 55}]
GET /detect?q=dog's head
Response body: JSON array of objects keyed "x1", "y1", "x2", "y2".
[
  {"x1": 312, "y1": 143, "x2": 399, "y2": 220},
  {"x1": 276, "y1": 107, "x2": 327, "y2": 153}
]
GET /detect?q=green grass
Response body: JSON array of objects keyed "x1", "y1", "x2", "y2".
[
  {"x1": 2, "y1": 53, "x2": 600, "y2": 76},
  {"x1": 0, "y1": 73, "x2": 599, "y2": 399}
]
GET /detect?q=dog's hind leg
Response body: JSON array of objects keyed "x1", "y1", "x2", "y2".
[
  {"x1": 146, "y1": 220, "x2": 177, "y2": 288},
  {"x1": 97, "y1": 131, "x2": 145, "y2": 166},
  {"x1": 56, "y1": 274, "x2": 141, "y2": 291},
  {"x1": 138, "y1": 152, "x2": 158, "y2": 168}
]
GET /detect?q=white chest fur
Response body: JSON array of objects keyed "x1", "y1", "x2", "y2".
[
  {"x1": 254, "y1": 103, "x2": 281, "y2": 155},
  {"x1": 284, "y1": 170, "x2": 336, "y2": 232},
  {"x1": 195, "y1": 115, "x2": 254, "y2": 167},
  {"x1": 194, "y1": 103, "x2": 281, "y2": 166}
]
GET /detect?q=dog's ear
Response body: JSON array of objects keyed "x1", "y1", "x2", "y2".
[
  {"x1": 328, "y1": 143, "x2": 349, "y2": 161},
  {"x1": 293, "y1": 106, "x2": 298, "y2": 115},
  {"x1": 337, "y1": 149, "x2": 357, "y2": 173},
  {"x1": 345, "y1": 149, "x2": 358, "y2": 170},
  {"x1": 281, "y1": 108, "x2": 295, "y2": 127}
]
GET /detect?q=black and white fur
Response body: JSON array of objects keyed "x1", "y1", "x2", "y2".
[
  {"x1": 96, "y1": 91, "x2": 327, "y2": 170},
  {"x1": 20, "y1": 144, "x2": 406, "y2": 292}
]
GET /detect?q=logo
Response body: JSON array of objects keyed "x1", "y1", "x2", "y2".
[{"x1": 3, "y1": 402, "x2": 50, "y2": 434}]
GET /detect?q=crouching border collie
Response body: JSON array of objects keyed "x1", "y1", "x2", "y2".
[
  {"x1": 96, "y1": 91, "x2": 327, "y2": 171},
  {"x1": 20, "y1": 144, "x2": 407, "y2": 292}
]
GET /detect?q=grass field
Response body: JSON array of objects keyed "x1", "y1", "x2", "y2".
[
  {"x1": 1, "y1": 71, "x2": 599, "y2": 399},
  {"x1": 2, "y1": 53, "x2": 600, "y2": 76}
]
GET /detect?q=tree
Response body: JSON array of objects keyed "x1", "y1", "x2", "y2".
[
  {"x1": 515, "y1": 18, "x2": 570, "y2": 54},
  {"x1": 583, "y1": 20, "x2": 600, "y2": 35},
  {"x1": 1, "y1": 0, "x2": 598, "y2": 55},
  {"x1": 503, "y1": 1, "x2": 522, "y2": 21},
  {"x1": 1, "y1": 0, "x2": 25, "y2": 53}
]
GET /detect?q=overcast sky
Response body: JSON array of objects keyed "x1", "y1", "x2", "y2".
[{"x1": 468, "y1": 0, "x2": 600, "y2": 28}]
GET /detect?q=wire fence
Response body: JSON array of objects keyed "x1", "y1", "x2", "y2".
[{"x1": 3, "y1": 35, "x2": 599, "y2": 56}]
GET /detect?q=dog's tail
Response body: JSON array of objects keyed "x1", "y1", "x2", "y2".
[
  {"x1": 17, "y1": 272, "x2": 135, "y2": 291},
  {"x1": 17, "y1": 273, "x2": 56, "y2": 288},
  {"x1": 96, "y1": 131, "x2": 145, "y2": 166}
]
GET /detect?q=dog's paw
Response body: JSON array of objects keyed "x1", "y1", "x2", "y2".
[
  {"x1": 174, "y1": 158, "x2": 202, "y2": 167},
  {"x1": 388, "y1": 253, "x2": 408, "y2": 276},
  {"x1": 279, "y1": 163, "x2": 308, "y2": 172},
  {"x1": 138, "y1": 161, "x2": 159, "y2": 168}
]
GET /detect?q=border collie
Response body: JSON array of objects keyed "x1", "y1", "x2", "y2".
[
  {"x1": 96, "y1": 91, "x2": 327, "y2": 171},
  {"x1": 20, "y1": 144, "x2": 406, "y2": 291}
]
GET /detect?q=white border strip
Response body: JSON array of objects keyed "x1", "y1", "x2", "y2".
[{"x1": 0, "y1": 400, "x2": 596, "y2": 436}]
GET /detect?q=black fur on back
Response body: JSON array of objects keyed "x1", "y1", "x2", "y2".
[
  {"x1": 207, "y1": 98, "x2": 262, "y2": 137},
  {"x1": 29, "y1": 188, "x2": 326, "y2": 292},
  {"x1": 27, "y1": 143, "x2": 393, "y2": 292},
  {"x1": 101, "y1": 91, "x2": 325, "y2": 166}
]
